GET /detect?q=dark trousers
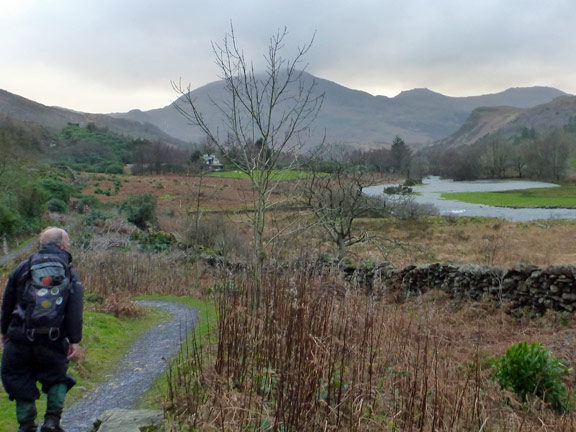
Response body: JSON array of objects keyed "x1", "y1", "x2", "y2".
[{"x1": 1, "y1": 339, "x2": 75, "y2": 401}]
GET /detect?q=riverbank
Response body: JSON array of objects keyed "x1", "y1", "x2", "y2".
[
  {"x1": 365, "y1": 176, "x2": 576, "y2": 221},
  {"x1": 442, "y1": 185, "x2": 576, "y2": 208}
]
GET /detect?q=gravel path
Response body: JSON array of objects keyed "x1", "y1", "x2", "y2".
[
  {"x1": 0, "y1": 238, "x2": 39, "y2": 266},
  {"x1": 60, "y1": 300, "x2": 198, "y2": 432},
  {"x1": 1, "y1": 223, "x2": 75, "y2": 267}
]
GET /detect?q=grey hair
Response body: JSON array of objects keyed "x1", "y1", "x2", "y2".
[{"x1": 39, "y1": 227, "x2": 68, "y2": 247}]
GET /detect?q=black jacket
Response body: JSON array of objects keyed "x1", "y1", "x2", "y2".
[{"x1": 1, "y1": 245, "x2": 83, "y2": 344}]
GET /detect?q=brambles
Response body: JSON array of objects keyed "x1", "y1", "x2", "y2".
[{"x1": 495, "y1": 341, "x2": 571, "y2": 411}]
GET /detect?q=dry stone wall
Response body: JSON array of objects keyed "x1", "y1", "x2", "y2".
[{"x1": 347, "y1": 261, "x2": 576, "y2": 313}]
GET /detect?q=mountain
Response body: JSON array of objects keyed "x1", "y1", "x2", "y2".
[
  {"x1": 433, "y1": 95, "x2": 576, "y2": 149},
  {"x1": 1, "y1": 74, "x2": 569, "y2": 150},
  {"x1": 0, "y1": 89, "x2": 187, "y2": 147},
  {"x1": 113, "y1": 72, "x2": 568, "y2": 147}
]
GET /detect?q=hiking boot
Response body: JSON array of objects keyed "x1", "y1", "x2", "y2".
[
  {"x1": 42, "y1": 382, "x2": 67, "y2": 432},
  {"x1": 17, "y1": 424, "x2": 38, "y2": 432},
  {"x1": 40, "y1": 415, "x2": 64, "y2": 432}
]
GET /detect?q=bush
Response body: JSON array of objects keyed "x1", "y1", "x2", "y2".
[
  {"x1": 17, "y1": 181, "x2": 47, "y2": 219},
  {"x1": 77, "y1": 195, "x2": 102, "y2": 212},
  {"x1": 404, "y1": 178, "x2": 421, "y2": 187},
  {"x1": 495, "y1": 341, "x2": 571, "y2": 411},
  {"x1": 131, "y1": 230, "x2": 175, "y2": 253},
  {"x1": 383, "y1": 184, "x2": 412, "y2": 195},
  {"x1": 99, "y1": 162, "x2": 124, "y2": 174},
  {"x1": 184, "y1": 214, "x2": 248, "y2": 259},
  {"x1": 120, "y1": 194, "x2": 157, "y2": 229},
  {"x1": 45, "y1": 198, "x2": 68, "y2": 213},
  {"x1": 387, "y1": 196, "x2": 439, "y2": 220},
  {"x1": 0, "y1": 202, "x2": 18, "y2": 237},
  {"x1": 82, "y1": 209, "x2": 107, "y2": 226},
  {"x1": 361, "y1": 195, "x2": 392, "y2": 218},
  {"x1": 39, "y1": 177, "x2": 74, "y2": 202}
]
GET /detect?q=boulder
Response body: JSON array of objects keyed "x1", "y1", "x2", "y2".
[{"x1": 91, "y1": 408, "x2": 164, "y2": 432}]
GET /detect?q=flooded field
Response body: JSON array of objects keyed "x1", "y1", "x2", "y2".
[{"x1": 365, "y1": 176, "x2": 576, "y2": 221}]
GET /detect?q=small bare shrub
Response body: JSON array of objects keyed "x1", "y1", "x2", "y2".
[
  {"x1": 98, "y1": 218, "x2": 139, "y2": 235},
  {"x1": 478, "y1": 225, "x2": 509, "y2": 265},
  {"x1": 183, "y1": 214, "x2": 249, "y2": 259},
  {"x1": 98, "y1": 294, "x2": 146, "y2": 318},
  {"x1": 88, "y1": 233, "x2": 133, "y2": 251},
  {"x1": 388, "y1": 196, "x2": 439, "y2": 220}
]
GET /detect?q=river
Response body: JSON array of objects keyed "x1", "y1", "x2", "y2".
[{"x1": 363, "y1": 176, "x2": 576, "y2": 221}]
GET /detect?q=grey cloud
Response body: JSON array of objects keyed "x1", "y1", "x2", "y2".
[{"x1": 2, "y1": 0, "x2": 575, "y2": 112}]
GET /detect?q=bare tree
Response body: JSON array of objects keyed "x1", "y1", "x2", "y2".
[
  {"x1": 525, "y1": 130, "x2": 570, "y2": 180},
  {"x1": 302, "y1": 163, "x2": 384, "y2": 260},
  {"x1": 479, "y1": 135, "x2": 510, "y2": 178},
  {"x1": 510, "y1": 141, "x2": 529, "y2": 178},
  {"x1": 172, "y1": 25, "x2": 323, "y2": 294}
]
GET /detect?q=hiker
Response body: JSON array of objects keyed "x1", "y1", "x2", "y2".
[{"x1": 1, "y1": 227, "x2": 83, "y2": 432}]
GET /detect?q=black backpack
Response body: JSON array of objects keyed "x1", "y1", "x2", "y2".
[{"x1": 19, "y1": 253, "x2": 73, "y2": 341}]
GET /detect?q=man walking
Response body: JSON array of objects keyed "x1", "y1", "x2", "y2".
[{"x1": 1, "y1": 227, "x2": 83, "y2": 432}]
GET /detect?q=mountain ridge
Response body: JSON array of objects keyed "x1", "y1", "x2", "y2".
[
  {"x1": 1, "y1": 73, "x2": 570, "y2": 149},
  {"x1": 112, "y1": 72, "x2": 567, "y2": 147}
]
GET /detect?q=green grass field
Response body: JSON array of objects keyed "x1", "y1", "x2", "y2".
[
  {"x1": 442, "y1": 185, "x2": 576, "y2": 208},
  {"x1": 207, "y1": 169, "x2": 319, "y2": 180}
]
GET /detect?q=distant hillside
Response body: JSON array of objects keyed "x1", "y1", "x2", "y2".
[
  {"x1": 499, "y1": 96, "x2": 576, "y2": 135},
  {"x1": 0, "y1": 89, "x2": 187, "y2": 147},
  {"x1": 432, "y1": 95, "x2": 576, "y2": 149},
  {"x1": 2, "y1": 74, "x2": 569, "y2": 151},
  {"x1": 113, "y1": 72, "x2": 568, "y2": 147}
]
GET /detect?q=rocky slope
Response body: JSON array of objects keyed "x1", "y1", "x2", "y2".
[{"x1": 433, "y1": 95, "x2": 576, "y2": 149}]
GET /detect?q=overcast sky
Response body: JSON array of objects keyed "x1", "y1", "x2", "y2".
[{"x1": 2, "y1": 0, "x2": 575, "y2": 113}]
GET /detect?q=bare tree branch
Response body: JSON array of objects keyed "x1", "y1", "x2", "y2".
[{"x1": 172, "y1": 24, "x2": 324, "y2": 300}]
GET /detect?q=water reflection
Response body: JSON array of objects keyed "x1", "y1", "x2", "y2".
[{"x1": 364, "y1": 176, "x2": 576, "y2": 221}]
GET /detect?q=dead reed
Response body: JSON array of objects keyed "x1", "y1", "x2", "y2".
[
  {"x1": 73, "y1": 250, "x2": 212, "y2": 298},
  {"x1": 165, "y1": 269, "x2": 576, "y2": 431}
]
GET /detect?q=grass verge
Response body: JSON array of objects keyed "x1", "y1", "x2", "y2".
[{"x1": 442, "y1": 185, "x2": 576, "y2": 208}]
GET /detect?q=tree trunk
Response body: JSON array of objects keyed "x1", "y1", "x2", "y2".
[
  {"x1": 337, "y1": 236, "x2": 347, "y2": 261},
  {"x1": 252, "y1": 187, "x2": 267, "y2": 307}
]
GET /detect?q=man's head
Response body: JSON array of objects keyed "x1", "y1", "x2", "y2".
[{"x1": 39, "y1": 227, "x2": 70, "y2": 250}]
